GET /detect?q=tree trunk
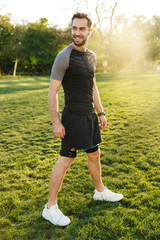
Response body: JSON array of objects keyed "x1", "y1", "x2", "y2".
[
  {"x1": 142, "y1": 56, "x2": 147, "y2": 68},
  {"x1": 107, "y1": 2, "x2": 118, "y2": 69},
  {"x1": 103, "y1": 59, "x2": 108, "y2": 73},
  {"x1": 13, "y1": 58, "x2": 18, "y2": 77},
  {"x1": 110, "y1": 2, "x2": 117, "y2": 37},
  {"x1": 85, "y1": 0, "x2": 90, "y2": 16},
  {"x1": 95, "y1": 3, "x2": 102, "y2": 34}
]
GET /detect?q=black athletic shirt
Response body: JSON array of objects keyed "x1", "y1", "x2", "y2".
[{"x1": 51, "y1": 44, "x2": 97, "y2": 115}]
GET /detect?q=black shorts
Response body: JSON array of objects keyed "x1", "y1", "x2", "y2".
[{"x1": 61, "y1": 111, "x2": 102, "y2": 150}]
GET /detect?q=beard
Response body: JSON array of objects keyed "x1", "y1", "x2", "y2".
[{"x1": 71, "y1": 37, "x2": 88, "y2": 46}]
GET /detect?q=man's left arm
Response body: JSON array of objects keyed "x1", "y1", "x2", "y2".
[{"x1": 93, "y1": 77, "x2": 107, "y2": 130}]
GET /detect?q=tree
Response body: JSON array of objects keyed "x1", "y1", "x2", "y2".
[
  {"x1": 146, "y1": 16, "x2": 160, "y2": 63},
  {"x1": 88, "y1": 0, "x2": 118, "y2": 72},
  {"x1": 11, "y1": 24, "x2": 27, "y2": 76},
  {"x1": 22, "y1": 18, "x2": 60, "y2": 73},
  {"x1": 0, "y1": 14, "x2": 13, "y2": 76}
]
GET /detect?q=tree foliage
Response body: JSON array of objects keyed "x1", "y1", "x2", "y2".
[
  {"x1": 88, "y1": 14, "x2": 160, "y2": 71},
  {"x1": 0, "y1": 16, "x2": 62, "y2": 75},
  {"x1": 22, "y1": 18, "x2": 59, "y2": 73},
  {"x1": 0, "y1": 14, "x2": 13, "y2": 75},
  {"x1": 146, "y1": 16, "x2": 160, "y2": 62}
]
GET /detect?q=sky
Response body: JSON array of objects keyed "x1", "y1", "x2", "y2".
[{"x1": 1, "y1": 0, "x2": 160, "y2": 28}]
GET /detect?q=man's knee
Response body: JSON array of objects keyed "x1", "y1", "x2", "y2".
[{"x1": 57, "y1": 155, "x2": 74, "y2": 170}]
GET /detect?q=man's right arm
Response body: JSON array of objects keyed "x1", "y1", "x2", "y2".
[{"x1": 48, "y1": 79, "x2": 65, "y2": 139}]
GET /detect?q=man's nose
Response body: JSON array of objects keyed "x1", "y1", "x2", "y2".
[{"x1": 75, "y1": 29, "x2": 80, "y2": 35}]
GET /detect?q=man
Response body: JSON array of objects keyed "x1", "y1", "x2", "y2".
[{"x1": 42, "y1": 13, "x2": 123, "y2": 227}]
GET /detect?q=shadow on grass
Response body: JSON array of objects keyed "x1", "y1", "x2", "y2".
[
  {"x1": 96, "y1": 71, "x2": 159, "y2": 82},
  {"x1": 0, "y1": 76, "x2": 50, "y2": 94}
]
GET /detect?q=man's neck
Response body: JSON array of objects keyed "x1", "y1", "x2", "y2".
[{"x1": 71, "y1": 42, "x2": 87, "y2": 52}]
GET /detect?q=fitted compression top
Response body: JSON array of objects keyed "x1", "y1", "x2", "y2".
[{"x1": 51, "y1": 44, "x2": 96, "y2": 115}]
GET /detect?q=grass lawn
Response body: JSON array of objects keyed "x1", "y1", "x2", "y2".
[{"x1": 0, "y1": 72, "x2": 160, "y2": 240}]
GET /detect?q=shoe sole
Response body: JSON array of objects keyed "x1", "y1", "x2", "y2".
[{"x1": 93, "y1": 195, "x2": 123, "y2": 202}]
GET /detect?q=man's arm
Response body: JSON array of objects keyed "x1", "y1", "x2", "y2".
[
  {"x1": 48, "y1": 79, "x2": 65, "y2": 138},
  {"x1": 93, "y1": 77, "x2": 107, "y2": 130}
]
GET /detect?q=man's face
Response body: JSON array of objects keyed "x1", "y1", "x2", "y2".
[{"x1": 71, "y1": 18, "x2": 92, "y2": 47}]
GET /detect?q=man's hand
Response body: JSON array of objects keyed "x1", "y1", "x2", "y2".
[
  {"x1": 99, "y1": 115, "x2": 107, "y2": 130},
  {"x1": 53, "y1": 122, "x2": 65, "y2": 138}
]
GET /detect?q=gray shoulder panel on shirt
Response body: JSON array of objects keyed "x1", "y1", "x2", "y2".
[{"x1": 50, "y1": 44, "x2": 74, "y2": 81}]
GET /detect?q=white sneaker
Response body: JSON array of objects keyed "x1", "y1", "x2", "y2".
[
  {"x1": 93, "y1": 186, "x2": 123, "y2": 202},
  {"x1": 42, "y1": 204, "x2": 71, "y2": 226}
]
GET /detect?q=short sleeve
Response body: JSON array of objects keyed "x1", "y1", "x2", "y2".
[
  {"x1": 93, "y1": 53, "x2": 97, "y2": 73},
  {"x1": 50, "y1": 52, "x2": 69, "y2": 81}
]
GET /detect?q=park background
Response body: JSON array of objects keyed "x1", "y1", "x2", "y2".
[
  {"x1": 0, "y1": 0, "x2": 160, "y2": 239},
  {"x1": 1, "y1": 0, "x2": 160, "y2": 75}
]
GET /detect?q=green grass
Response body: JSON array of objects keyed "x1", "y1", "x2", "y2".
[{"x1": 0, "y1": 72, "x2": 160, "y2": 240}]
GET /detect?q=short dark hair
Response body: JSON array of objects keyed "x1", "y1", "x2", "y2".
[{"x1": 72, "y1": 13, "x2": 92, "y2": 29}]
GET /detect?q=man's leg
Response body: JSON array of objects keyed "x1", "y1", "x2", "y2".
[
  {"x1": 42, "y1": 151, "x2": 75, "y2": 226},
  {"x1": 87, "y1": 148, "x2": 104, "y2": 192},
  {"x1": 48, "y1": 155, "x2": 74, "y2": 208},
  {"x1": 87, "y1": 148, "x2": 123, "y2": 202}
]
